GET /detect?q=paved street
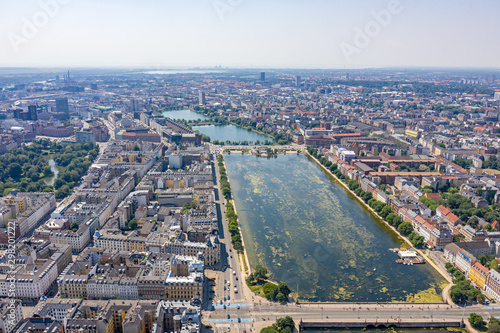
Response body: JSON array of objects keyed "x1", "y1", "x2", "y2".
[
  {"x1": 206, "y1": 301, "x2": 500, "y2": 332},
  {"x1": 206, "y1": 149, "x2": 248, "y2": 310}
]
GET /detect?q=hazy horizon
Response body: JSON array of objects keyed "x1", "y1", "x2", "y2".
[{"x1": 1, "y1": 0, "x2": 499, "y2": 69}]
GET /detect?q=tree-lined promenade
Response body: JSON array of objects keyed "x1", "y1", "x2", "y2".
[
  {"x1": 217, "y1": 154, "x2": 243, "y2": 252},
  {"x1": 217, "y1": 152, "x2": 293, "y2": 303}
]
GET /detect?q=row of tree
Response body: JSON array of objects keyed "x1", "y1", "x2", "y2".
[
  {"x1": 217, "y1": 155, "x2": 232, "y2": 200},
  {"x1": 477, "y1": 254, "x2": 499, "y2": 271},
  {"x1": 218, "y1": 155, "x2": 244, "y2": 252},
  {"x1": 420, "y1": 184, "x2": 500, "y2": 225},
  {"x1": 212, "y1": 140, "x2": 274, "y2": 146},
  {"x1": 434, "y1": 188, "x2": 500, "y2": 227},
  {"x1": 225, "y1": 201, "x2": 243, "y2": 252}
]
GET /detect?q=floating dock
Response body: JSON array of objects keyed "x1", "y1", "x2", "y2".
[{"x1": 394, "y1": 249, "x2": 425, "y2": 265}]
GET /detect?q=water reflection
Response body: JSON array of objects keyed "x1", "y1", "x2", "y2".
[{"x1": 43, "y1": 159, "x2": 59, "y2": 185}]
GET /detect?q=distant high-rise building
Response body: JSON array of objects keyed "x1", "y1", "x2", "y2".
[
  {"x1": 494, "y1": 90, "x2": 500, "y2": 101},
  {"x1": 28, "y1": 105, "x2": 38, "y2": 121},
  {"x1": 296, "y1": 76, "x2": 301, "y2": 87},
  {"x1": 199, "y1": 91, "x2": 206, "y2": 105},
  {"x1": 56, "y1": 98, "x2": 69, "y2": 115},
  {"x1": 91, "y1": 83, "x2": 98, "y2": 90},
  {"x1": 260, "y1": 72, "x2": 265, "y2": 81},
  {"x1": 130, "y1": 99, "x2": 141, "y2": 112},
  {"x1": 13, "y1": 109, "x2": 22, "y2": 119},
  {"x1": 63, "y1": 71, "x2": 71, "y2": 84}
]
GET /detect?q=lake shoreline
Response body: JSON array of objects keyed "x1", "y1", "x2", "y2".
[
  {"x1": 193, "y1": 124, "x2": 272, "y2": 144},
  {"x1": 304, "y1": 151, "x2": 453, "y2": 291},
  {"x1": 228, "y1": 121, "x2": 275, "y2": 140},
  {"x1": 220, "y1": 157, "x2": 252, "y2": 274},
  {"x1": 224, "y1": 152, "x2": 448, "y2": 303},
  {"x1": 189, "y1": 108, "x2": 276, "y2": 141}
]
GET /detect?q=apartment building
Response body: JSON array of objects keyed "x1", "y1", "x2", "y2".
[
  {"x1": 49, "y1": 225, "x2": 91, "y2": 253},
  {"x1": 0, "y1": 299, "x2": 23, "y2": 333}
]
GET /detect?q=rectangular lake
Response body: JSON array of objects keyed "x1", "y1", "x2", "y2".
[{"x1": 224, "y1": 153, "x2": 446, "y2": 302}]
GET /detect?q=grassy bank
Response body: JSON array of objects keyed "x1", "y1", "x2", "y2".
[{"x1": 217, "y1": 154, "x2": 244, "y2": 252}]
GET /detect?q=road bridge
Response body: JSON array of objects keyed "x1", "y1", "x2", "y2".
[
  {"x1": 204, "y1": 302, "x2": 499, "y2": 332},
  {"x1": 300, "y1": 320, "x2": 462, "y2": 330}
]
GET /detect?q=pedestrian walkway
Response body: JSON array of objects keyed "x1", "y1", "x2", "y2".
[
  {"x1": 214, "y1": 303, "x2": 249, "y2": 309},
  {"x1": 208, "y1": 318, "x2": 252, "y2": 323}
]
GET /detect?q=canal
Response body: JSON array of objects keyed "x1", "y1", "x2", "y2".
[{"x1": 224, "y1": 153, "x2": 446, "y2": 302}]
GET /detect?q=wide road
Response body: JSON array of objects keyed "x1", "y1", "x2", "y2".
[
  {"x1": 205, "y1": 147, "x2": 249, "y2": 312},
  {"x1": 205, "y1": 301, "x2": 500, "y2": 332}
]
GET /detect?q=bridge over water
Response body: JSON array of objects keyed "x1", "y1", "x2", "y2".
[{"x1": 299, "y1": 319, "x2": 463, "y2": 331}]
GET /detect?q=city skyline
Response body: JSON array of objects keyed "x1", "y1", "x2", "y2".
[
  {"x1": 3, "y1": 1, "x2": 500, "y2": 331},
  {"x1": 1, "y1": 0, "x2": 499, "y2": 69}
]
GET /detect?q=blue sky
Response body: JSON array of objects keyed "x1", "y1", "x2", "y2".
[{"x1": 0, "y1": 0, "x2": 499, "y2": 68}]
